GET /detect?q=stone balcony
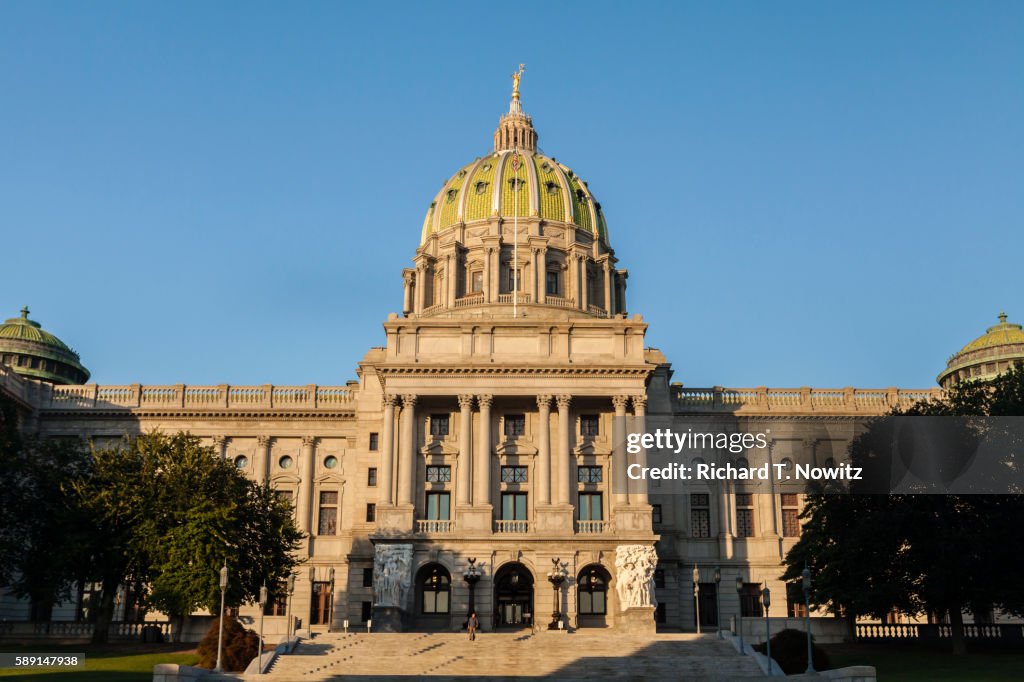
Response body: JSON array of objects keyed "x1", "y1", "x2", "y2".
[
  {"x1": 672, "y1": 385, "x2": 943, "y2": 416},
  {"x1": 40, "y1": 382, "x2": 356, "y2": 411}
]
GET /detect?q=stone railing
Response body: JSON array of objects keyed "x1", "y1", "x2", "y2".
[
  {"x1": 672, "y1": 386, "x2": 945, "y2": 415},
  {"x1": 544, "y1": 296, "x2": 576, "y2": 309},
  {"x1": 45, "y1": 383, "x2": 356, "y2": 410},
  {"x1": 855, "y1": 622, "x2": 1023, "y2": 641},
  {"x1": 416, "y1": 519, "x2": 456, "y2": 534},
  {"x1": 576, "y1": 520, "x2": 613, "y2": 534},
  {"x1": 0, "y1": 363, "x2": 31, "y2": 406},
  {"x1": 496, "y1": 293, "x2": 531, "y2": 305},
  {"x1": 495, "y1": 520, "x2": 530, "y2": 534},
  {"x1": 587, "y1": 304, "x2": 607, "y2": 316},
  {"x1": 0, "y1": 620, "x2": 174, "y2": 640}
]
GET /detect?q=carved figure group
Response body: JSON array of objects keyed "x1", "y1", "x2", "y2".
[{"x1": 614, "y1": 544, "x2": 658, "y2": 609}]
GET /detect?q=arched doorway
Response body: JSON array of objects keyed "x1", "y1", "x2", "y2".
[
  {"x1": 412, "y1": 563, "x2": 451, "y2": 631},
  {"x1": 577, "y1": 564, "x2": 611, "y2": 628},
  {"x1": 493, "y1": 562, "x2": 534, "y2": 629}
]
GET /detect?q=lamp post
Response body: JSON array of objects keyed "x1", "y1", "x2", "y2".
[
  {"x1": 735, "y1": 575, "x2": 744, "y2": 652},
  {"x1": 215, "y1": 564, "x2": 228, "y2": 673},
  {"x1": 285, "y1": 573, "x2": 296, "y2": 640},
  {"x1": 547, "y1": 558, "x2": 568, "y2": 630},
  {"x1": 762, "y1": 585, "x2": 772, "y2": 674},
  {"x1": 328, "y1": 567, "x2": 336, "y2": 632},
  {"x1": 692, "y1": 564, "x2": 701, "y2": 634},
  {"x1": 713, "y1": 566, "x2": 722, "y2": 639},
  {"x1": 257, "y1": 583, "x2": 268, "y2": 675},
  {"x1": 802, "y1": 564, "x2": 815, "y2": 673},
  {"x1": 462, "y1": 558, "x2": 482, "y2": 623}
]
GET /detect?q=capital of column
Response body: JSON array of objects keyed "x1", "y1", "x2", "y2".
[
  {"x1": 611, "y1": 395, "x2": 630, "y2": 412},
  {"x1": 458, "y1": 394, "x2": 475, "y2": 410},
  {"x1": 477, "y1": 394, "x2": 494, "y2": 409},
  {"x1": 382, "y1": 393, "x2": 398, "y2": 408},
  {"x1": 401, "y1": 394, "x2": 418, "y2": 408},
  {"x1": 631, "y1": 395, "x2": 647, "y2": 413},
  {"x1": 555, "y1": 394, "x2": 572, "y2": 410},
  {"x1": 536, "y1": 394, "x2": 552, "y2": 410},
  {"x1": 301, "y1": 436, "x2": 317, "y2": 447},
  {"x1": 256, "y1": 435, "x2": 272, "y2": 447},
  {"x1": 211, "y1": 435, "x2": 227, "y2": 447}
]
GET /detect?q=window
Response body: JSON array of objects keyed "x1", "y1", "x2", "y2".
[
  {"x1": 318, "y1": 491, "x2": 338, "y2": 535},
  {"x1": 578, "y1": 465, "x2": 602, "y2": 483},
  {"x1": 365, "y1": 503, "x2": 376, "y2": 523},
  {"x1": 781, "y1": 493, "x2": 800, "y2": 537},
  {"x1": 369, "y1": 432, "x2": 379, "y2": 451},
  {"x1": 654, "y1": 569, "x2": 665, "y2": 589},
  {"x1": 578, "y1": 567, "x2": 608, "y2": 615},
  {"x1": 501, "y1": 466, "x2": 528, "y2": 483},
  {"x1": 652, "y1": 503, "x2": 663, "y2": 525},
  {"x1": 501, "y1": 492, "x2": 528, "y2": 527},
  {"x1": 367, "y1": 467, "x2": 378, "y2": 487},
  {"x1": 361, "y1": 601, "x2": 372, "y2": 623},
  {"x1": 474, "y1": 180, "x2": 489, "y2": 195},
  {"x1": 362, "y1": 567, "x2": 374, "y2": 588},
  {"x1": 504, "y1": 414, "x2": 525, "y2": 437},
  {"x1": 421, "y1": 567, "x2": 450, "y2": 614},
  {"x1": 430, "y1": 414, "x2": 449, "y2": 437},
  {"x1": 278, "y1": 455, "x2": 293, "y2": 469},
  {"x1": 426, "y1": 465, "x2": 451, "y2": 483},
  {"x1": 787, "y1": 582, "x2": 808, "y2": 618},
  {"x1": 276, "y1": 489, "x2": 294, "y2": 505},
  {"x1": 234, "y1": 455, "x2": 248, "y2": 469},
  {"x1": 736, "y1": 493, "x2": 755, "y2": 537},
  {"x1": 580, "y1": 415, "x2": 599, "y2": 437},
  {"x1": 263, "y1": 582, "x2": 288, "y2": 616},
  {"x1": 426, "y1": 492, "x2": 450, "y2": 520},
  {"x1": 655, "y1": 602, "x2": 667, "y2": 623},
  {"x1": 471, "y1": 271, "x2": 483, "y2": 293},
  {"x1": 507, "y1": 268, "x2": 521, "y2": 292},
  {"x1": 578, "y1": 492, "x2": 602, "y2": 521},
  {"x1": 691, "y1": 493, "x2": 710, "y2": 538},
  {"x1": 544, "y1": 180, "x2": 558, "y2": 195},
  {"x1": 324, "y1": 455, "x2": 339, "y2": 469},
  {"x1": 546, "y1": 271, "x2": 559, "y2": 296},
  {"x1": 740, "y1": 583, "x2": 763, "y2": 617}
]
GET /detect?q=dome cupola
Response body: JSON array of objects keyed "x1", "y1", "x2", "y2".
[
  {"x1": 937, "y1": 312, "x2": 1024, "y2": 388},
  {"x1": 0, "y1": 307, "x2": 90, "y2": 384}
]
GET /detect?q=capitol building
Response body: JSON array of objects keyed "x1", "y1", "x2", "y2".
[{"x1": 1, "y1": 76, "x2": 1021, "y2": 638}]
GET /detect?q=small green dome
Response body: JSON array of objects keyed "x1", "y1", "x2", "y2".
[
  {"x1": 0, "y1": 307, "x2": 90, "y2": 384},
  {"x1": 937, "y1": 312, "x2": 1024, "y2": 388}
]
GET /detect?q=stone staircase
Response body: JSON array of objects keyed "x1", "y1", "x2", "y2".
[{"x1": 251, "y1": 630, "x2": 765, "y2": 681}]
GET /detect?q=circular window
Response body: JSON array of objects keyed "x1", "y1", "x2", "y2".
[
  {"x1": 234, "y1": 455, "x2": 248, "y2": 469},
  {"x1": 780, "y1": 457, "x2": 794, "y2": 471},
  {"x1": 279, "y1": 455, "x2": 293, "y2": 470},
  {"x1": 736, "y1": 457, "x2": 750, "y2": 469},
  {"x1": 324, "y1": 455, "x2": 338, "y2": 469},
  {"x1": 691, "y1": 457, "x2": 706, "y2": 467}
]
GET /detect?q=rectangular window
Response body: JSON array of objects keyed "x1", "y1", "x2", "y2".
[
  {"x1": 740, "y1": 583, "x2": 763, "y2": 617},
  {"x1": 781, "y1": 493, "x2": 800, "y2": 537},
  {"x1": 577, "y1": 465, "x2": 602, "y2": 483},
  {"x1": 365, "y1": 503, "x2": 376, "y2": 523},
  {"x1": 504, "y1": 414, "x2": 525, "y2": 437},
  {"x1": 426, "y1": 465, "x2": 451, "y2": 483},
  {"x1": 263, "y1": 582, "x2": 288, "y2": 616},
  {"x1": 318, "y1": 491, "x2": 338, "y2": 535},
  {"x1": 361, "y1": 601, "x2": 372, "y2": 623},
  {"x1": 369, "y1": 432, "x2": 379, "y2": 451},
  {"x1": 507, "y1": 268, "x2": 521, "y2": 292},
  {"x1": 580, "y1": 415, "x2": 599, "y2": 437},
  {"x1": 578, "y1": 492, "x2": 603, "y2": 521},
  {"x1": 367, "y1": 467, "x2": 378, "y2": 487},
  {"x1": 691, "y1": 493, "x2": 710, "y2": 538},
  {"x1": 362, "y1": 567, "x2": 373, "y2": 588},
  {"x1": 654, "y1": 569, "x2": 665, "y2": 589},
  {"x1": 655, "y1": 602, "x2": 667, "y2": 623},
  {"x1": 787, "y1": 584, "x2": 808, "y2": 618},
  {"x1": 501, "y1": 492, "x2": 528, "y2": 520},
  {"x1": 471, "y1": 271, "x2": 483, "y2": 293},
  {"x1": 546, "y1": 271, "x2": 559, "y2": 296},
  {"x1": 430, "y1": 414, "x2": 450, "y2": 437},
  {"x1": 501, "y1": 466, "x2": 528, "y2": 483},
  {"x1": 652, "y1": 503, "x2": 663, "y2": 525},
  {"x1": 736, "y1": 493, "x2": 755, "y2": 537},
  {"x1": 277, "y1": 489, "x2": 294, "y2": 505},
  {"x1": 426, "y1": 492, "x2": 451, "y2": 520}
]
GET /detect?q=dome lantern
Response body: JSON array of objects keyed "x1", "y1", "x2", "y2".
[{"x1": 494, "y1": 64, "x2": 537, "y2": 153}]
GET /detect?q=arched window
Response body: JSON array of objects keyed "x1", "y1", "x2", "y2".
[
  {"x1": 421, "y1": 565, "x2": 450, "y2": 614},
  {"x1": 578, "y1": 565, "x2": 608, "y2": 615}
]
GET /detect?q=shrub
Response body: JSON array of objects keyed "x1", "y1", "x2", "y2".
[
  {"x1": 195, "y1": 616, "x2": 260, "y2": 671},
  {"x1": 752, "y1": 627, "x2": 832, "y2": 674}
]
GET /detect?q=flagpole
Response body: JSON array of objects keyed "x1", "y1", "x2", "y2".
[{"x1": 513, "y1": 147, "x2": 519, "y2": 319}]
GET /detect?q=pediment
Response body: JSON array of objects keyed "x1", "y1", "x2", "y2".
[
  {"x1": 421, "y1": 439, "x2": 460, "y2": 456},
  {"x1": 495, "y1": 440, "x2": 538, "y2": 456}
]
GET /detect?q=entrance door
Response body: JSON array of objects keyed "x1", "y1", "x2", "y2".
[
  {"x1": 493, "y1": 563, "x2": 534, "y2": 628},
  {"x1": 695, "y1": 582, "x2": 718, "y2": 628},
  {"x1": 310, "y1": 581, "x2": 333, "y2": 626}
]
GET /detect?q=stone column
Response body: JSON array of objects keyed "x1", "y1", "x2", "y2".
[
  {"x1": 298, "y1": 436, "x2": 317, "y2": 533},
  {"x1": 631, "y1": 396, "x2": 648, "y2": 504},
  {"x1": 530, "y1": 247, "x2": 539, "y2": 303},
  {"x1": 402, "y1": 273, "x2": 412, "y2": 316},
  {"x1": 536, "y1": 395, "x2": 552, "y2": 505},
  {"x1": 398, "y1": 394, "x2": 417, "y2": 506},
  {"x1": 256, "y1": 435, "x2": 271, "y2": 485},
  {"x1": 379, "y1": 394, "x2": 397, "y2": 505},
  {"x1": 568, "y1": 254, "x2": 579, "y2": 307},
  {"x1": 475, "y1": 395, "x2": 493, "y2": 506},
  {"x1": 447, "y1": 252, "x2": 458, "y2": 307},
  {"x1": 608, "y1": 271, "x2": 617, "y2": 316},
  {"x1": 555, "y1": 395, "x2": 572, "y2": 505},
  {"x1": 603, "y1": 260, "x2": 612, "y2": 315},
  {"x1": 538, "y1": 246, "x2": 548, "y2": 304},
  {"x1": 414, "y1": 266, "x2": 426, "y2": 314},
  {"x1": 612, "y1": 395, "x2": 630, "y2": 507},
  {"x1": 580, "y1": 259, "x2": 589, "y2": 310},
  {"x1": 211, "y1": 435, "x2": 227, "y2": 460},
  {"x1": 457, "y1": 395, "x2": 474, "y2": 506}
]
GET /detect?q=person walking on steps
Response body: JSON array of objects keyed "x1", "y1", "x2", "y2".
[{"x1": 468, "y1": 612, "x2": 479, "y2": 641}]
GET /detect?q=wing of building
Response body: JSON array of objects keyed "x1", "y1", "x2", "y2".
[{"x1": 1, "y1": 80, "x2": 1019, "y2": 639}]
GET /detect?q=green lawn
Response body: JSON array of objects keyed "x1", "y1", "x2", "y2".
[
  {"x1": 0, "y1": 642, "x2": 198, "y2": 681},
  {"x1": 825, "y1": 641, "x2": 1024, "y2": 682}
]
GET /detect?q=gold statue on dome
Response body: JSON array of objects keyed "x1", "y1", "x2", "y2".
[{"x1": 511, "y1": 64, "x2": 525, "y2": 97}]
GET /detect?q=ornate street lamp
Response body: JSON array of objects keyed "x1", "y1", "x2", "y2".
[
  {"x1": 328, "y1": 567, "x2": 336, "y2": 632},
  {"x1": 802, "y1": 564, "x2": 815, "y2": 673},
  {"x1": 692, "y1": 564, "x2": 701, "y2": 634},
  {"x1": 462, "y1": 558, "x2": 482, "y2": 621},
  {"x1": 713, "y1": 566, "x2": 722, "y2": 639},
  {"x1": 257, "y1": 583, "x2": 268, "y2": 675},
  {"x1": 215, "y1": 564, "x2": 228, "y2": 673},
  {"x1": 547, "y1": 558, "x2": 568, "y2": 630},
  {"x1": 285, "y1": 573, "x2": 296, "y2": 640},
  {"x1": 762, "y1": 585, "x2": 772, "y2": 672},
  {"x1": 735, "y1": 575, "x2": 744, "y2": 652}
]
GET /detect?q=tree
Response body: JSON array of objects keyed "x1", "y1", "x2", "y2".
[{"x1": 783, "y1": 366, "x2": 1024, "y2": 655}]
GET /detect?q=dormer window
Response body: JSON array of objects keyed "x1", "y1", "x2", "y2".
[
  {"x1": 545, "y1": 181, "x2": 559, "y2": 195},
  {"x1": 575, "y1": 188, "x2": 586, "y2": 202},
  {"x1": 508, "y1": 177, "x2": 525, "y2": 191},
  {"x1": 446, "y1": 188, "x2": 458, "y2": 203},
  {"x1": 475, "y1": 181, "x2": 489, "y2": 195}
]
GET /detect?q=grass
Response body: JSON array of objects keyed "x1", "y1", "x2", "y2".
[
  {"x1": 824, "y1": 641, "x2": 1024, "y2": 682},
  {"x1": 0, "y1": 641, "x2": 198, "y2": 681}
]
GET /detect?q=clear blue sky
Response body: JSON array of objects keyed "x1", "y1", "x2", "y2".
[{"x1": 2, "y1": 2, "x2": 1022, "y2": 389}]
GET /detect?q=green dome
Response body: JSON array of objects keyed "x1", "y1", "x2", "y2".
[
  {"x1": 0, "y1": 307, "x2": 90, "y2": 385},
  {"x1": 937, "y1": 312, "x2": 1024, "y2": 388}
]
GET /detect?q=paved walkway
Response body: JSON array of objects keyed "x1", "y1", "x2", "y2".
[{"x1": 251, "y1": 630, "x2": 765, "y2": 681}]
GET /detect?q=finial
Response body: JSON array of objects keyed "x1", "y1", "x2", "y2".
[
  {"x1": 20, "y1": 306, "x2": 29, "y2": 319},
  {"x1": 999, "y1": 311, "x2": 1008, "y2": 324},
  {"x1": 511, "y1": 63, "x2": 525, "y2": 99}
]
